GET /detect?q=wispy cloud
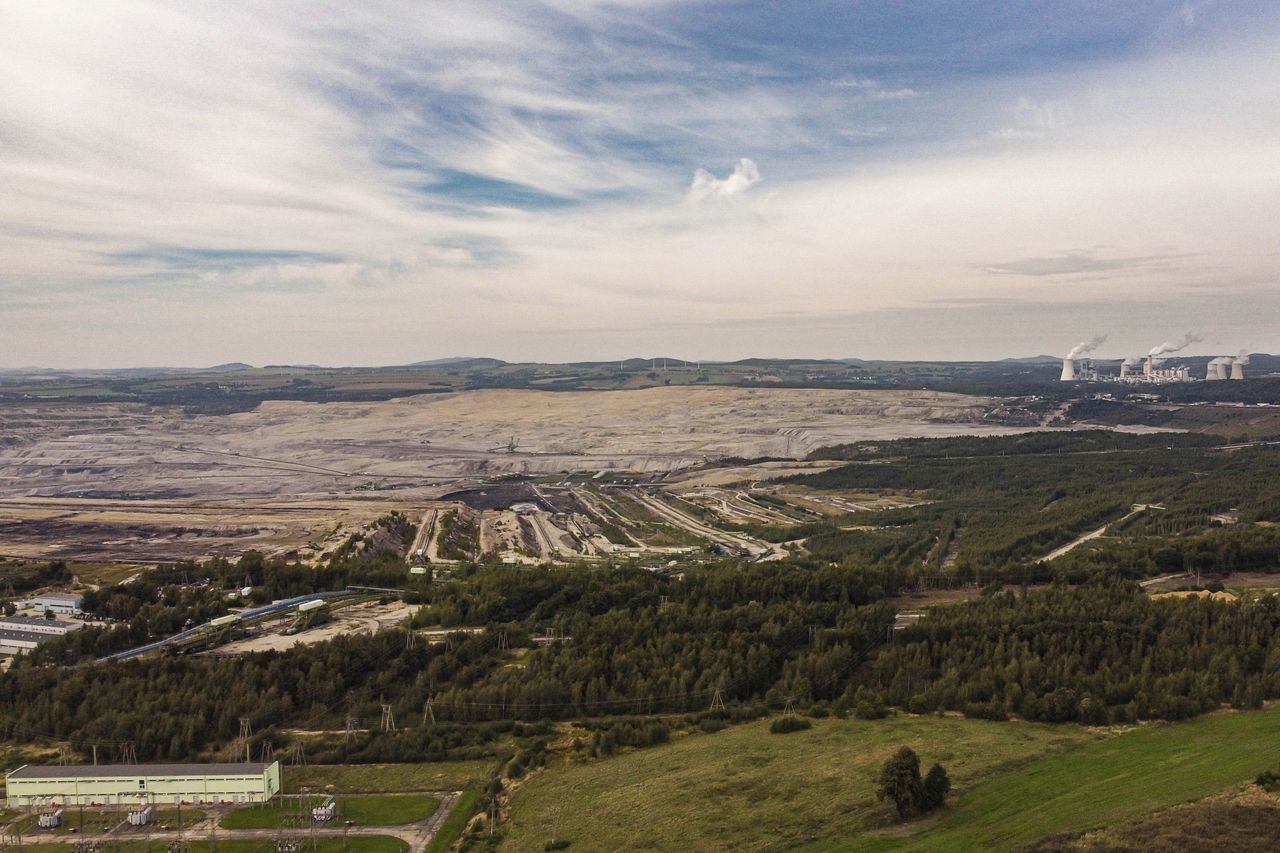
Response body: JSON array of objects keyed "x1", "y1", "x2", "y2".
[
  {"x1": 1, "y1": 1, "x2": 1279, "y2": 365},
  {"x1": 688, "y1": 158, "x2": 761, "y2": 202},
  {"x1": 980, "y1": 250, "x2": 1185, "y2": 277}
]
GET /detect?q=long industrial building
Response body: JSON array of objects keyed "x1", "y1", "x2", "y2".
[
  {"x1": 4, "y1": 762, "x2": 281, "y2": 807},
  {"x1": 0, "y1": 616, "x2": 82, "y2": 656}
]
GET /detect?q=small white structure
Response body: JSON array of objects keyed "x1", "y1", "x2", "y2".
[
  {"x1": 127, "y1": 806, "x2": 154, "y2": 826},
  {"x1": 28, "y1": 593, "x2": 83, "y2": 616},
  {"x1": 38, "y1": 808, "x2": 64, "y2": 829},
  {"x1": 311, "y1": 798, "x2": 336, "y2": 822}
]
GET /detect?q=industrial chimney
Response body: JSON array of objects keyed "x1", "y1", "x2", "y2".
[{"x1": 1060, "y1": 358, "x2": 1076, "y2": 381}]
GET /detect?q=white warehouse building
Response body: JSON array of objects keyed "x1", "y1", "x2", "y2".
[
  {"x1": 4, "y1": 762, "x2": 281, "y2": 807},
  {"x1": 27, "y1": 593, "x2": 84, "y2": 616}
]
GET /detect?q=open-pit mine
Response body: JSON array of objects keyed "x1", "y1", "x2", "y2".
[{"x1": 0, "y1": 386, "x2": 1035, "y2": 563}]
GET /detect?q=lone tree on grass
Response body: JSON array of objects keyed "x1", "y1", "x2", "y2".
[{"x1": 876, "y1": 746, "x2": 951, "y2": 819}]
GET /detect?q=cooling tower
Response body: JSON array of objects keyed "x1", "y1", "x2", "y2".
[
  {"x1": 1060, "y1": 358, "x2": 1076, "y2": 381},
  {"x1": 1206, "y1": 361, "x2": 1222, "y2": 380},
  {"x1": 1231, "y1": 360, "x2": 1245, "y2": 380},
  {"x1": 1215, "y1": 362, "x2": 1230, "y2": 380}
]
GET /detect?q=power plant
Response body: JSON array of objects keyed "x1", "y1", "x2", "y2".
[{"x1": 1058, "y1": 335, "x2": 1251, "y2": 383}]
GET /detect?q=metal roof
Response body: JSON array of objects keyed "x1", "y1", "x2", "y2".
[
  {"x1": 29, "y1": 593, "x2": 83, "y2": 603},
  {"x1": 0, "y1": 629, "x2": 52, "y2": 644},
  {"x1": 7, "y1": 763, "x2": 275, "y2": 780},
  {"x1": 0, "y1": 615, "x2": 80, "y2": 629}
]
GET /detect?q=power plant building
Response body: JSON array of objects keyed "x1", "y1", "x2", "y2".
[{"x1": 4, "y1": 762, "x2": 281, "y2": 807}]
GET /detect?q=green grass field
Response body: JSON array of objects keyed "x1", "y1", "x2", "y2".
[
  {"x1": 865, "y1": 707, "x2": 1280, "y2": 852},
  {"x1": 284, "y1": 761, "x2": 491, "y2": 793},
  {"x1": 500, "y1": 714, "x2": 1095, "y2": 852},
  {"x1": 337, "y1": 795, "x2": 439, "y2": 826},
  {"x1": 221, "y1": 795, "x2": 437, "y2": 829},
  {"x1": 500, "y1": 707, "x2": 1280, "y2": 852}
]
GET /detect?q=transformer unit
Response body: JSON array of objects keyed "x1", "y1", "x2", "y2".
[{"x1": 312, "y1": 798, "x2": 336, "y2": 822}]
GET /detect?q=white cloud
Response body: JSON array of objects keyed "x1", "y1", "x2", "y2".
[
  {"x1": 830, "y1": 77, "x2": 920, "y2": 101},
  {"x1": 687, "y1": 158, "x2": 761, "y2": 202},
  {"x1": 1, "y1": 3, "x2": 1279, "y2": 366}
]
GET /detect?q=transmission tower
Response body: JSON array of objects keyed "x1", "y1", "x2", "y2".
[
  {"x1": 709, "y1": 689, "x2": 726, "y2": 712},
  {"x1": 239, "y1": 712, "x2": 253, "y2": 758},
  {"x1": 120, "y1": 742, "x2": 137, "y2": 764},
  {"x1": 783, "y1": 696, "x2": 796, "y2": 717},
  {"x1": 286, "y1": 741, "x2": 306, "y2": 766},
  {"x1": 259, "y1": 742, "x2": 275, "y2": 764},
  {"x1": 380, "y1": 704, "x2": 396, "y2": 733},
  {"x1": 422, "y1": 695, "x2": 435, "y2": 726},
  {"x1": 546, "y1": 805, "x2": 561, "y2": 848},
  {"x1": 343, "y1": 713, "x2": 357, "y2": 744},
  {"x1": 497, "y1": 630, "x2": 509, "y2": 652}
]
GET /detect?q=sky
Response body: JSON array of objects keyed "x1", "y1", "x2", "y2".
[{"x1": 2, "y1": 1, "x2": 1279, "y2": 367}]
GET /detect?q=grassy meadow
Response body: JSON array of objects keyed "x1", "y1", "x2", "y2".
[{"x1": 500, "y1": 706, "x2": 1280, "y2": 852}]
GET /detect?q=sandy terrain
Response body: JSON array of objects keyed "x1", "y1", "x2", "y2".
[
  {"x1": 0, "y1": 496, "x2": 407, "y2": 562},
  {"x1": 210, "y1": 601, "x2": 419, "y2": 654},
  {"x1": 0, "y1": 387, "x2": 1024, "y2": 501},
  {"x1": 0, "y1": 386, "x2": 1034, "y2": 561}
]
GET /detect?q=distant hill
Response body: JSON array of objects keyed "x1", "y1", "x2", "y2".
[
  {"x1": 998, "y1": 355, "x2": 1062, "y2": 364},
  {"x1": 406, "y1": 357, "x2": 507, "y2": 368}
]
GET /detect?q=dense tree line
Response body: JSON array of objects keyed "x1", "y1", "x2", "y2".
[
  {"x1": 868, "y1": 582, "x2": 1280, "y2": 724},
  {"x1": 0, "y1": 563, "x2": 893, "y2": 759},
  {"x1": 9, "y1": 565, "x2": 1280, "y2": 762},
  {"x1": 0, "y1": 559, "x2": 71, "y2": 595},
  {"x1": 790, "y1": 437, "x2": 1280, "y2": 581}
]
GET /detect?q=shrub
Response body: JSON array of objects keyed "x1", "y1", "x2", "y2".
[{"x1": 769, "y1": 716, "x2": 812, "y2": 734}]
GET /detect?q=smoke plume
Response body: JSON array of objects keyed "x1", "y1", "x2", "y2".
[
  {"x1": 1236, "y1": 350, "x2": 1251, "y2": 365},
  {"x1": 1066, "y1": 334, "x2": 1107, "y2": 359},
  {"x1": 1147, "y1": 332, "x2": 1203, "y2": 357}
]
